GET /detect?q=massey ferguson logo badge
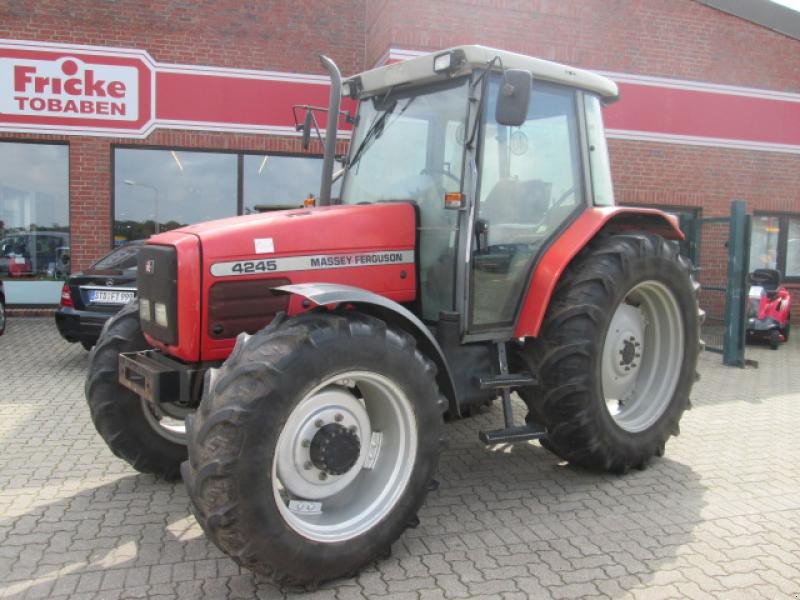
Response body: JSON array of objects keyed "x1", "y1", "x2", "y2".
[{"x1": 0, "y1": 57, "x2": 139, "y2": 120}]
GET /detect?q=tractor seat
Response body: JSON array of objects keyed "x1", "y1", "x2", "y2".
[
  {"x1": 750, "y1": 268, "x2": 781, "y2": 298},
  {"x1": 481, "y1": 178, "x2": 551, "y2": 230}
]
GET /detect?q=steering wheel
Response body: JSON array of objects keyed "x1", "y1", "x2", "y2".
[{"x1": 421, "y1": 167, "x2": 460, "y2": 184}]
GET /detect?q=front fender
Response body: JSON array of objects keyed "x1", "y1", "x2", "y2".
[{"x1": 276, "y1": 282, "x2": 460, "y2": 417}]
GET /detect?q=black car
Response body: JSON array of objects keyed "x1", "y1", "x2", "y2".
[{"x1": 56, "y1": 241, "x2": 143, "y2": 350}]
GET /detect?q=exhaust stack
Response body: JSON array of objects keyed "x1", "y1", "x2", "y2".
[{"x1": 318, "y1": 55, "x2": 341, "y2": 206}]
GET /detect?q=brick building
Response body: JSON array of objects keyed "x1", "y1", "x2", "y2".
[{"x1": 0, "y1": 0, "x2": 798, "y2": 306}]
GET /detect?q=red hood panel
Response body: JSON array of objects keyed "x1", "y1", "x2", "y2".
[
  {"x1": 147, "y1": 202, "x2": 418, "y2": 362},
  {"x1": 150, "y1": 203, "x2": 416, "y2": 259}
]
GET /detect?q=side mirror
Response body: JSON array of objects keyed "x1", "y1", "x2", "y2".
[
  {"x1": 301, "y1": 110, "x2": 314, "y2": 150},
  {"x1": 495, "y1": 69, "x2": 531, "y2": 127}
]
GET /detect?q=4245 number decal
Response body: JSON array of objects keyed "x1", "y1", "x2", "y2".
[{"x1": 229, "y1": 260, "x2": 277, "y2": 274}]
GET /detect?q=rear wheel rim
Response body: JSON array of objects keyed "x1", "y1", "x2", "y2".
[
  {"x1": 273, "y1": 370, "x2": 417, "y2": 543},
  {"x1": 140, "y1": 398, "x2": 187, "y2": 444},
  {"x1": 601, "y1": 280, "x2": 684, "y2": 433}
]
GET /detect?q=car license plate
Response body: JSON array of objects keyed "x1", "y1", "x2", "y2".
[{"x1": 89, "y1": 290, "x2": 134, "y2": 304}]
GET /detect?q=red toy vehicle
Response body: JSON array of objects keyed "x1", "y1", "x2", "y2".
[{"x1": 747, "y1": 268, "x2": 791, "y2": 349}]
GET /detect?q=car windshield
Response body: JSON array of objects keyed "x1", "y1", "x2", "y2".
[
  {"x1": 91, "y1": 244, "x2": 141, "y2": 271},
  {"x1": 340, "y1": 78, "x2": 470, "y2": 320},
  {"x1": 0, "y1": 235, "x2": 28, "y2": 255}
]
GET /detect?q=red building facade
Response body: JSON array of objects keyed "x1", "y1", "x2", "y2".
[{"x1": 0, "y1": 0, "x2": 798, "y2": 305}]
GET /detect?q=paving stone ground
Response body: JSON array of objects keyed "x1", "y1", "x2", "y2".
[{"x1": 1, "y1": 317, "x2": 799, "y2": 599}]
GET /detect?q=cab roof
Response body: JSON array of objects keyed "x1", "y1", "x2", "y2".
[{"x1": 347, "y1": 45, "x2": 619, "y2": 100}]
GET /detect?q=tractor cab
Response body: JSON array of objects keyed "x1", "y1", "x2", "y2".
[{"x1": 335, "y1": 46, "x2": 618, "y2": 337}]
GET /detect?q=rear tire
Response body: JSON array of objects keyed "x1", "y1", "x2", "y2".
[
  {"x1": 518, "y1": 233, "x2": 700, "y2": 473},
  {"x1": 0, "y1": 296, "x2": 5, "y2": 335},
  {"x1": 182, "y1": 311, "x2": 445, "y2": 585},
  {"x1": 782, "y1": 314, "x2": 790, "y2": 341},
  {"x1": 85, "y1": 301, "x2": 187, "y2": 479}
]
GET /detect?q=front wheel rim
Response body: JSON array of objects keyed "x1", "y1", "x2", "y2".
[
  {"x1": 140, "y1": 398, "x2": 187, "y2": 444},
  {"x1": 601, "y1": 280, "x2": 685, "y2": 433},
  {"x1": 273, "y1": 371, "x2": 417, "y2": 543}
]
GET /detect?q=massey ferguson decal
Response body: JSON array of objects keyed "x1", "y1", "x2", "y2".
[
  {"x1": 2, "y1": 57, "x2": 138, "y2": 119},
  {"x1": 210, "y1": 251, "x2": 415, "y2": 277}
]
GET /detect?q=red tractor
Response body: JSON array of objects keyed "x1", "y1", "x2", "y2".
[{"x1": 86, "y1": 46, "x2": 701, "y2": 584}]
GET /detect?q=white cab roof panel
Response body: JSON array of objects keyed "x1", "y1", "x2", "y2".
[{"x1": 349, "y1": 45, "x2": 619, "y2": 100}]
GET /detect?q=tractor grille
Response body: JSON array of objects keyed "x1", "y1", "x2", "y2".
[
  {"x1": 208, "y1": 278, "x2": 290, "y2": 339},
  {"x1": 137, "y1": 245, "x2": 179, "y2": 346}
]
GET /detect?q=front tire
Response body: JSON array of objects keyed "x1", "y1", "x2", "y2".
[
  {"x1": 518, "y1": 233, "x2": 700, "y2": 473},
  {"x1": 769, "y1": 329, "x2": 780, "y2": 350},
  {"x1": 182, "y1": 311, "x2": 446, "y2": 585},
  {"x1": 85, "y1": 301, "x2": 187, "y2": 478}
]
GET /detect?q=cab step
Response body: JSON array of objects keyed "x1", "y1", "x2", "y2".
[
  {"x1": 477, "y1": 372, "x2": 537, "y2": 390},
  {"x1": 479, "y1": 423, "x2": 547, "y2": 445},
  {"x1": 476, "y1": 342, "x2": 546, "y2": 445}
]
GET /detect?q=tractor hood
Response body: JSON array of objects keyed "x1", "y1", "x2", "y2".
[
  {"x1": 144, "y1": 202, "x2": 418, "y2": 362},
  {"x1": 178, "y1": 203, "x2": 414, "y2": 257},
  {"x1": 149, "y1": 203, "x2": 417, "y2": 264}
]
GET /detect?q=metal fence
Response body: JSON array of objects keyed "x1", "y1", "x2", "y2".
[{"x1": 682, "y1": 200, "x2": 751, "y2": 367}]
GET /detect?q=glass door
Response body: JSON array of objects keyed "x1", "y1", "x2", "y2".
[{"x1": 469, "y1": 78, "x2": 584, "y2": 331}]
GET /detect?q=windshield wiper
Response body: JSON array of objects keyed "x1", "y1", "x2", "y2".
[
  {"x1": 347, "y1": 95, "x2": 417, "y2": 171},
  {"x1": 347, "y1": 107, "x2": 393, "y2": 171}
]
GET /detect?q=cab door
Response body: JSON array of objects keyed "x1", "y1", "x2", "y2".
[{"x1": 467, "y1": 78, "x2": 586, "y2": 336}]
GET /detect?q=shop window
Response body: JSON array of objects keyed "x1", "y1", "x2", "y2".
[
  {"x1": 242, "y1": 154, "x2": 328, "y2": 212},
  {"x1": 0, "y1": 142, "x2": 69, "y2": 304},
  {"x1": 750, "y1": 213, "x2": 800, "y2": 280},
  {"x1": 114, "y1": 148, "x2": 331, "y2": 245},
  {"x1": 114, "y1": 148, "x2": 237, "y2": 244}
]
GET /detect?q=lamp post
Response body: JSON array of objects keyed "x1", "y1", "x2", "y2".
[{"x1": 123, "y1": 179, "x2": 160, "y2": 234}]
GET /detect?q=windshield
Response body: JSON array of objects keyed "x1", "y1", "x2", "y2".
[
  {"x1": 341, "y1": 78, "x2": 469, "y2": 204},
  {"x1": 341, "y1": 78, "x2": 470, "y2": 320}
]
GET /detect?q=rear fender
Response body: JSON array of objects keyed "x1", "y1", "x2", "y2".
[
  {"x1": 276, "y1": 282, "x2": 460, "y2": 417},
  {"x1": 514, "y1": 206, "x2": 684, "y2": 338}
]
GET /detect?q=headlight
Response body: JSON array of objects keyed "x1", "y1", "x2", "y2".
[
  {"x1": 154, "y1": 302, "x2": 168, "y2": 327},
  {"x1": 139, "y1": 298, "x2": 151, "y2": 321}
]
